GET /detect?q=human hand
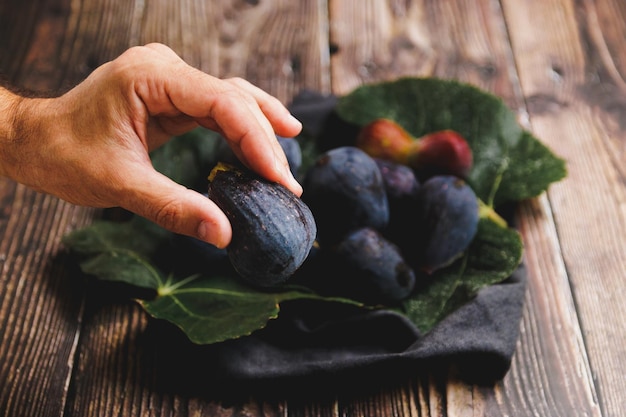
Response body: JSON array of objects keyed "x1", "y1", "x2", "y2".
[{"x1": 0, "y1": 43, "x2": 303, "y2": 248}]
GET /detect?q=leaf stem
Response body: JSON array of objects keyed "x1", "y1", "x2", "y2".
[
  {"x1": 158, "y1": 274, "x2": 202, "y2": 297},
  {"x1": 478, "y1": 199, "x2": 508, "y2": 228},
  {"x1": 486, "y1": 154, "x2": 509, "y2": 207}
]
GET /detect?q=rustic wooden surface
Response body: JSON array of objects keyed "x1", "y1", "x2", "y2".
[{"x1": 0, "y1": 0, "x2": 624, "y2": 416}]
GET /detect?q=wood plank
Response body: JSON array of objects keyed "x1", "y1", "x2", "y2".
[
  {"x1": 0, "y1": 0, "x2": 50, "y2": 84},
  {"x1": 56, "y1": 0, "x2": 138, "y2": 89},
  {"x1": 479, "y1": 197, "x2": 601, "y2": 416},
  {"x1": 134, "y1": 0, "x2": 329, "y2": 104},
  {"x1": 1, "y1": 0, "x2": 619, "y2": 415},
  {"x1": 0, "y1": 2, "x2": 102, "y2": 417},
  {"x1": 503, "y1": 0, "x2": 626, "y2": 416},
  {"x1": 328, "y1": 0, "x2": 520, "y2": 102},
  {"x1": 329, "y1": 0, "x2": 601, "y2": 415},
  {"x1": 0, "y1": 184, "x2": 95, "y2": 417}
]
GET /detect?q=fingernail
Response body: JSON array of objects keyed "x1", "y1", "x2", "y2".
[
  {"x1": 197, "y1": 221, "x2": 211, "y2": 242},
  {"x1": 197, "y1": 221, "x2": 227, "y2": 248},
  {"x1": 287, "y1": 172, "x2": 303, "y2": 196},
  {"x1": 288, "y1": 113, "x2": 302, "y2": 129},
  {"x1": 274, "y1": 156, "x2": 300, "y2": 195}
]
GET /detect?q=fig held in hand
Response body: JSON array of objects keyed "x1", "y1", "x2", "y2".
[{"x1": 208, "y1": 162, "x2": 317, "y2": 287}]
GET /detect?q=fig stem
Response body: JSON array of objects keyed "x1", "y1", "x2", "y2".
[
  {"x1": 208, "y1": 161, "x2": 237, "y2": 182},
  {"x1": 478, "y1": 199, "x2": 508, "y2": 228}
]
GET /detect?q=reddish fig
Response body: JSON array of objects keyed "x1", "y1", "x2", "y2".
[
  {"x1": 409, "y1": 130, "x2": 473, "y2": 180},
  {"x1": 355, "y1": 118, "x2": 415, "y2": 164},
  {"x1": 355, "y1": 119, "x2": 473, "y2": 180}
]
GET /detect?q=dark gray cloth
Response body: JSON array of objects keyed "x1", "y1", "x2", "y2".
[{"x1": 207, "y1": 266, "x2": 526, "y2": 385}]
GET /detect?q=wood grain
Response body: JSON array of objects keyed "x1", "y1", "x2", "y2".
[
  {"x1": 503, "y1": 0, "x2": 626, "y2": 416},
  {"x1": 0, "y1": 0, "x2": 624, "y2": 415},
  {"x1": 0, "y1": 186, "x2": 94, "y2": 417},
  {"x1": 502, "y1": 197, "x2": 601, "y2": 416}
]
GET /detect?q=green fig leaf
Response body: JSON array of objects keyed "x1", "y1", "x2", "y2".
[
  {"x1": 335, "y1": 77, "x2": 567, "y2": 206},
  {"x1": 142, "y1": 276, "x2": 358, "y2": 345},
  {"x1": 63, "y1": 215, "x2": 360, "y2": 344},
  {"x1": 62, "y1": 217, "x2": 169, "y2": 289}
]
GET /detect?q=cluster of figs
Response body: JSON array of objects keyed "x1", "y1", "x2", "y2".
[{"x1": 196, "y1": 118, "x2": 480, "y2": 307}]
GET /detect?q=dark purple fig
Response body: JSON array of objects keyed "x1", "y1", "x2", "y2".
[
  {"x1": 415, "y1": 175, "x2": 479, "y2": 274},
  {"x1": 208, "y1": 163, "x2": 317, "y2": 287},
  {"x1": 329, "y1": 227, "x2": 416, "y2": 305},
  {"x1": 374, "y1": 158, "x2": 421, "y2": 246},
  {"x1": 374, "y1": 158, "x2": 420, "y2": 200},
  {"x1": 302, "y1": 146, "x2": 389, "y2": 245}
]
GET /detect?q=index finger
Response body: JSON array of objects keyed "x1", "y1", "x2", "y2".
[
  {"x1": 201, "y1": 84, "x2": 302, "y2": 195},
  {"x1": 137, "y1": 60, "x2": 302, "y2": 195}
]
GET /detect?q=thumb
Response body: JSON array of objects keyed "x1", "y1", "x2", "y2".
[{"x1": 120, "y1": 171, "x2": 232, "y2": 248}]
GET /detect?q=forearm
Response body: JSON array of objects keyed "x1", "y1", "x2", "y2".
[
  {"x1": 0, "y1": 86, "x2": 58, "y2": 188},
  {"x1": 0, "y1": 86, "x2": 24, "y2": 178}
]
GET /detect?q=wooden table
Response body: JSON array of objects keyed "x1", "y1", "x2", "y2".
[{"x1": 1, "y1": 1, "x2": 624, "y2": 416}]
